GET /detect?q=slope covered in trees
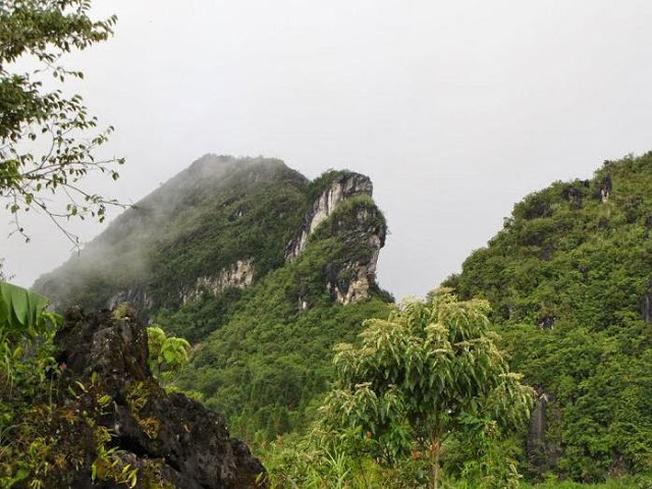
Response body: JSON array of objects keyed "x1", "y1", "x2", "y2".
[
  {"x1": 35, "y1": 155, "x2": 311, "y2": 313},
  {"x1": 28, "y1": 152, "x2": 652, "y2": 486},
  {"x1": 445, "y1": 153, "x2": 652, "y2": 481},
  {"x1": 35, "y1": 155, "x2": 394, "y2": 440}
]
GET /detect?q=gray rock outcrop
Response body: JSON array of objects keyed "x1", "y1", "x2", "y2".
[
  {"x1": 285, "y1": 172, "x2": 373, "y2": 260},
  {"x1": 181, "y1": 258, "x2": 255, "y2": 304}
]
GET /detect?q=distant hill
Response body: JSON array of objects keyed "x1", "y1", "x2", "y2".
[
  {"x1": 445, "y1": 153, "x2": 652, "y2": 481},
  {"x1": 35, "y1": 154, "x2": 393, "y2": 438}
]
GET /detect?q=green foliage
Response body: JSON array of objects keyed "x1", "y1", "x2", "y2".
[
  {"x1": 0, "y1": 281, "x2": 60, "y2": 393},
  {"x1": 172, "y1": 200, "x2": 391, "y2": 440},
  {"x1": 521, "y1": 475, "x2": 651, "y2": 489},
  {"x1": 112, "y1": 301, "x2": 134, "y2": 320},
  {"x1": 0, "y1": 281, "x2": 50, "y2": 338},
  {"x1": 155, "y1": 288, "x2": 242, "y2": 342},
  {"x1": 146, "y1": 325, "x2": 191, "y2": 382},
  {"x1": 446, "y1": 153, "x2": 652, "y2": 481},
  {"x1": 0, "y1": 282, "x2": 62, "y2": 488},
  {"x1": 261, "y1": 433, "x2": 647, "y2": 489},
  {"x1": 261, "y1": 434, "x2": 430, "y2": 489},
  {"x1": 178, "y1": 275, "x2": 391, "y2": 440},
  {"x1": 0, "y1": 0, "x2": 124, "y2": 243},
  {"x1": 314, "y1": 290, "x2": 533, "y2": 488}
]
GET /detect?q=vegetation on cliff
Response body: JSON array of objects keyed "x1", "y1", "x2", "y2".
[
  {"x1": 445, "y1": 153, "x2": 652, "y2": 482},
  {"x1": 8, "y1": 152, "x2": 651, "y2": 488},
  {"x1": 168, "y1": 182, "x2": 392, "y2": 439},
  {"x1": 0, "y1": 285, "x2": 264, "y2": 488},
  {"x1": 35, "y1": 156, "x2": 310, "y2": 312}
]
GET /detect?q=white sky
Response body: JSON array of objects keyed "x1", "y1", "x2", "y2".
[{"x1": 2, "y1": 0, "x2": 652, "y2": 299}]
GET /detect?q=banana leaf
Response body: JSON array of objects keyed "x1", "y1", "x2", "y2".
[{"x1": 0, "y1": 281, "x2": 50, "y2": 338}]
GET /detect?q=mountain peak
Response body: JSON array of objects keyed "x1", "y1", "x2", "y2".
[{"x1": 35, "y1": 154, "x2": 386, "y2": 315}]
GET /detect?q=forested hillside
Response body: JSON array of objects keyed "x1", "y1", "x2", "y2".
[
  {"x1": 35, "y1": 155, "x2": 311, "y2": 313},
  {"x1": 35, "y1": 155, "x2": 394, "y2": 440},
  {"x1": 445, "y1": 153, "x2": 652, "y2": 481},
  {"x1": 26, "y1": 153, "x2": 652, "y2": 487}
]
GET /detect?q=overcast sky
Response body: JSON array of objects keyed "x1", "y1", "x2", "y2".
[{"x1": 2, "y1": 0, "x2": 652, "y2": 299}]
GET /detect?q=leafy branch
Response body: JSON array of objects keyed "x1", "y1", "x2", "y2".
[{"x1": 0, "y1": 0, "x2": 126, "y2": 246}]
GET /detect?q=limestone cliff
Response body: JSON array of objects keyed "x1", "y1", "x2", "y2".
[
  {"x1": 285, "y1": 171, "x2": 384, "y2": 305},
  {"x1": 320, "y1": 200, "x2": 386, "y2": 305},
  {"x1": 285, "y1": 172, "x2": 373, "y2": 260},
  {"x1": 181, "y1": 258, "x2": 255, "y2": 305}
]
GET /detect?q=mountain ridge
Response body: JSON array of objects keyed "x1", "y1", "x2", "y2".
[{"x1": 34, "y1": 154, "x2": 393, "y2": 439}]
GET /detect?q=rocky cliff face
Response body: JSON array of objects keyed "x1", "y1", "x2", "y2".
[
  {"x1": 99, "y1": 170, "x2": 383, "y2": 311},
  {"x1": 285, "y1": 172, "x2": 383, "y2": 305},
  {"x1": 322, "y1": 204, "x2": 386, "y2": 305},
  {"x1": 285, "y1": 172, "x2": 373, "y2": 260},
  {"x1": 108, "y1": 286, "x2": 154, "y2": 312},
  {"x1": 642, "y1": 279, "x2": 652, "y2": 323},
  {"x1": 181, "y1": 258, "x2": 255, "y2": 305},
  {"x1": 47, "y1": 308, "x2": 265, "y2": 488}
]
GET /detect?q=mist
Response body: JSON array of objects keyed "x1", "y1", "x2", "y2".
[{"x1": 2, "y1": 0, "x2": 652, "y2": 299}]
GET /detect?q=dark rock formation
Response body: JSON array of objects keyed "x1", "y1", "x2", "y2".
[
  {"x1": 537, "y1": 314, "x2": 556, "y2": 329},
  {"x1": 107, "y1": 286, "x2": 154, "y2": 314},
  {"x1": 527, "y1": 391, "x2": 549, "y2": 474},
  {"x1": 526, "y1": 390, "x2": 561, "y2": 476},
  {"x1": 283, "y1": 171, "x2": 385, "y2": 305},
  {"x1": 322, "y1": 205, "x2": 386, "y2": 304},
  {"x1": 50, "y1": 308, "x2": 265, "y2": 488},
  {"x1": 600, "y1": 174, "x2": 612, "y2": 203},
  {"x1": 561, "y1": 184, "x2": 585, "y2": 209}
]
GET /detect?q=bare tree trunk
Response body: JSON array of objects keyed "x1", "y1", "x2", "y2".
[{"x1": 429, "y1": 438, "x2": 441, "y2": 489}]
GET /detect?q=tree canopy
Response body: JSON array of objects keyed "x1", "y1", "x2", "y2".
[
  {"x1": 316, "y1": 290, "x2": 534, "y2": 488},
  {"x1": 0, "y1": 0, "x2": 123, "y2": 244},
  {"x1": 447, "y1": 154, "x2": 652, "y2": 481}
]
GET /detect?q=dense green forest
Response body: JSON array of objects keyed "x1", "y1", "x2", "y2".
[
  {"x1": 2, "y1": 1, "x2": 651, "y2": 488},
  {"x1": 444, "y1": 154, "x2": 652, "y2": 482},
  {"x1": 16, "y1": 153, "x2": 650, "y2": 488}
]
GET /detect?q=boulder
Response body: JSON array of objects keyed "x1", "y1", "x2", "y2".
[{"x1": 51, "y1": 308, "x2": 265, "y2": 488}]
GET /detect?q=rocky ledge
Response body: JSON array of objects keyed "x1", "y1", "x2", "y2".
[
  {"x1": 49, "y1": 308, "x2": 265, "y2": 488},
  {"x1": 285, "y1": 172, "x2": 373, "y2": 261}
]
